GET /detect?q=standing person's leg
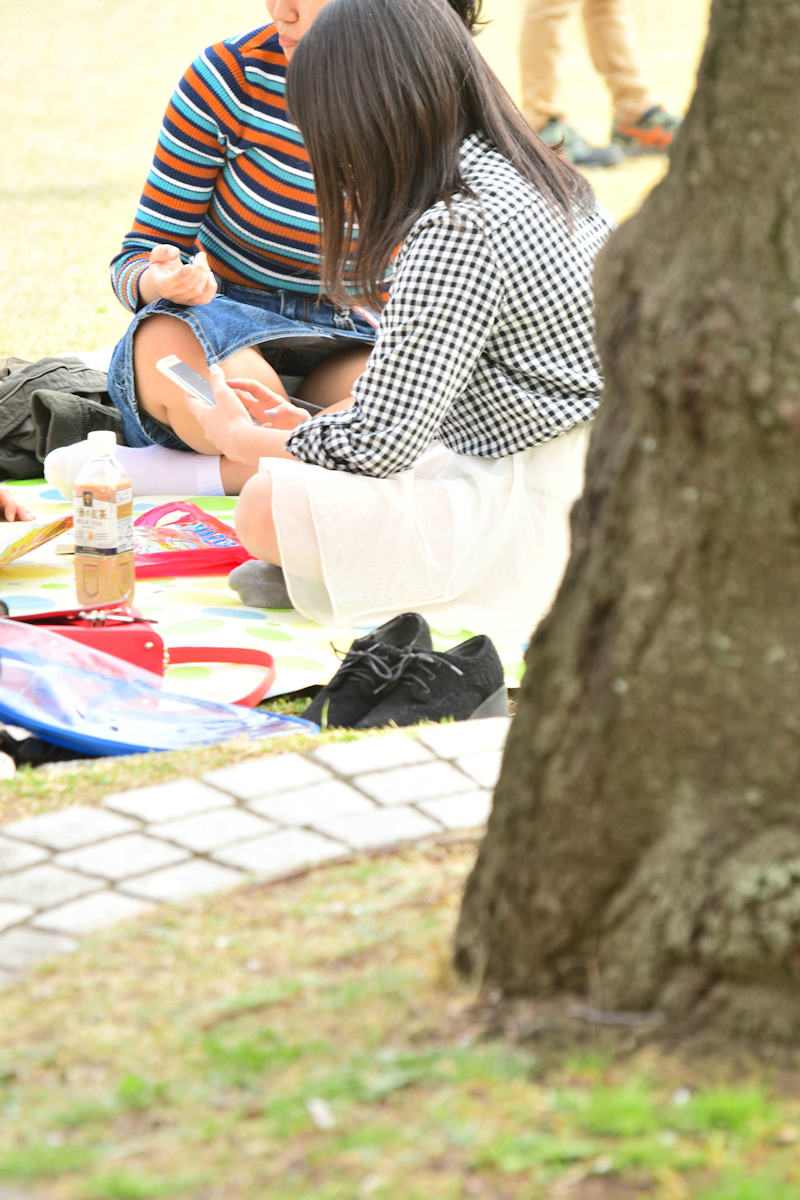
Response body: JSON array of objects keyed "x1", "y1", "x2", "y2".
[
  {"x1": 521, "y1": 0, "x2": 623, "y2": 167},
  {"x1": 582, "y1": 0, "x2": 682, "y2": 153},
  {"x1": 519, "y1": 0, "x2": 577, "y2": 131},
  {"x1": 581, "y1": 0, "x2": 651, "y2": 123}
]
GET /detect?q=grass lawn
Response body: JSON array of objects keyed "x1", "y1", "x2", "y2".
[
  {"x1": 2, "y1": 842, "x2": 800, "y2": 1200},
  {"x1": 6, "y1": 6, "x2": 794, "y2": 1200}
]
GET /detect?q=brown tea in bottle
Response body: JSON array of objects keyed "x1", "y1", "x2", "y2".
[{"x1": 73, "y1": 431, "x2": 135, "y2": 606}]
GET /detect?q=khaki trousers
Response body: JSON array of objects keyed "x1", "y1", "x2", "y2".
[{"x1": 520, "y1": 0, "x2": 654, "y2": 129}]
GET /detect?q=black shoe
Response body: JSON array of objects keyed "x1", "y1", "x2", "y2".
[
  {"x1": 302, "y1": 612, "x2": 433, "y2": 729},
  {"x1": 354, "y1": 635, "x2": 508, "y2": 729}
]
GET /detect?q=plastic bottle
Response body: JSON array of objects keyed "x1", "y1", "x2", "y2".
[{"x1": 73, "y1": 431, "x2": 135, "y2": 606}]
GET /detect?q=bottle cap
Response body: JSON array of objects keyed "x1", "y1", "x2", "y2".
[{"x1": 86, "y1": 430, "x2": 118, "y2": 455}]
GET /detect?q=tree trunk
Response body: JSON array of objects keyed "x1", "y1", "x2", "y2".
[{"x1": 455, "y1": 0, "x2": 800, "y2": 1040}]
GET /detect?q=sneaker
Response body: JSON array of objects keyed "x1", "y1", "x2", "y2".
[
  {"x1": 302, "y1": 612, "x2": 432, "y2": 729},
  {"x1": 537, "y1": 117, "x2": 624, "y2": 168},
  {"x1": 611, "y1": 105, "x2": 681, "y2": 155},
  {"x1": 354, "y1": 635, "x2": 508, "y2": 729}
]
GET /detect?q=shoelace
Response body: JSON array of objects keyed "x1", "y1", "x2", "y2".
[
  {"x1": 330, "y1": 641, "x2": 412, "y2": 694},
  {"x1": 390, "y1": 650, "x2": 464, "y2": 698}
]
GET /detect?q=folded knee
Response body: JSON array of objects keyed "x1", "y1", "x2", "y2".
[
  {"x1": 235, "y1": 471, "x2": 280, "y2": 561},
  {"x1": 133, "y1": 316, "x2": 207, "y2": 421}
]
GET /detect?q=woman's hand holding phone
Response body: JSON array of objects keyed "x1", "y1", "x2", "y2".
[{"x1": 182, "y1": 367, "x2": 308, "y2": 465}]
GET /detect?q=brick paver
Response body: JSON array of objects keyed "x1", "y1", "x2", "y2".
[
  {"x1": 454, "y1": 750, "x2": 505, "y2": 789},
  {"x1": 418, "y1": 791, "x2": 493, "y2": 830},
  {"x1": 1, "y1": 806, "x2": 137, "y2": 851},
  {"x1": 104, "y1": 779, "x2": 234, "y2": 823},
  {"x1": 205, "y1": 752, "x2": 334, "y2": 800},
  {"x1": 0, "y1": 837, "x2": 49, "y2": 873},
  {"x1": 210, "y1": 828, "x2": 348, "y2": 877},
  {"x1": 313, "y1": 805, "x2": 442, "y2": 851},
  {"x1": 0, "y1": 864, "x2": 103, "y2": 910},
  {"x1": 415, "y1": 715, "x2": 510, "y2": 758},
  {"x1": 309, "y1": 733, "x2": 435, "y2": 775},
  {"x1": 0, "y1": 927, "x2": 77, "y2": 971},
  {"x1": 247, "y1": 780, "x2": 376, "y2": 824},
  {"x1": 119, "y1": 859, "x2": 246, "y2": 903},
  {"x1": 0, "y1": 717, "x2": 510, "y2": 987},
  {"x1": 152, "y1": 808, "x2": 276, "y2": 853},
  {"x1": 56, "y1": 835, "x2": 188, "y2": 881},
  {"x1": 32, "y1": 891, "x2": 153, "y2": 936},
  {"x1": 0, "y1": 902, "x2": 33, "y2": 933},
  {"x1": 353, "y1": 760, "x2": 477, "y2": 806}
]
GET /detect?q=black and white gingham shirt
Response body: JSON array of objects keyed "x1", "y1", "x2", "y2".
[{"x1": 286, "y1": 133, "x2": 614, "y2": 477}]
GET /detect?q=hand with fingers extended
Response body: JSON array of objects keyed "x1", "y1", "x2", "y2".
[
  {"x1": 141, "y1": 245, "x2": 218, "y2": 306},
  {"x1": 0, "y1": 485, "x2": 35, "y2": 522},
  {"x1": 183, "y1": 367, "x2": 307, "y2": 465},
  {"x1": 226, "y1": 377, "x2": 311, "y2": 431}
]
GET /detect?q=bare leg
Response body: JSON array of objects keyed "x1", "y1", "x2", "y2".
[
  {"x1": 219, "y1": 457, "x2": 259, "y2": 496},
  {"x1": 296, "y1": 345, "x2": 371, "y2": 409},
  {"x1": 132, "y1": 316, "x2": 370, "y2": 494},
  {"x1": 235, "y1": 470, "x2": 282, "y2": 563},
  {"x1": 133, "y1": 315, "x2": 291, "y2": 453},
  {"x1": 133, "y1": 314, "x2": 295, "y2": 495}
]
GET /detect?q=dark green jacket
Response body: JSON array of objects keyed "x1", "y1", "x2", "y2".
[{"x1": 0, "y1": 356, "x2": 123, "y2": 481}]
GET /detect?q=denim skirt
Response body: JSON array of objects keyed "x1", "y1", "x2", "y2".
[{"x1": 106, "y1": 282, "x2": 377, "y2": 450}]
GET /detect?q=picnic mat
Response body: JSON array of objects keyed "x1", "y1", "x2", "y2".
[{"x1": 0, "y1": 480, "x2": 529, "y2": 703}]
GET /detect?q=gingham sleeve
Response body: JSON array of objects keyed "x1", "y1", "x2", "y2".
[{"x1": 286, "y1": 208, "x2": 503, "y2": 477}]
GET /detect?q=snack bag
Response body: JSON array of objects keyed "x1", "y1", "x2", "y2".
[
  {"x1": 0, "y1": 514, "x2": 73, "y2": 569},
  {"x1": 133, "y1": 501, "x2": 253, "y2": 578}
]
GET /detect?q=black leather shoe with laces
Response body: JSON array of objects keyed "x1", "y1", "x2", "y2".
[
  {"x1": 302, "y1": 612, "x2": 433, "y2": 729},
  {"x1": 354, "y1": 634, "x2": 508, "y2": 729}
]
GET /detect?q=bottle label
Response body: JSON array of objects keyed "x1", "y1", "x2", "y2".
[{"x1": 74, "y1": 488, "x2": 134, "y2": 555}]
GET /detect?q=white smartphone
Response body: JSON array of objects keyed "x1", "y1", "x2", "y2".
[{"x1": 156, "y1": 354, "x2": 216, "y2": 407}]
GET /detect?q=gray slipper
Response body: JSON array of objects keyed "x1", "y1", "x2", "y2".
[{"x1": 228, "y1": 561, "x2": 293, "y2": 609}]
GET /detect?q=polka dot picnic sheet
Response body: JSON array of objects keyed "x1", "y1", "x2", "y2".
[{"x1": 1, "y1": 481, "x2": 528, "y2": 704}]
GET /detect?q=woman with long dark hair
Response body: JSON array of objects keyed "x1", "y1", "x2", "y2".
[
  {"x1": 186, "y1": 0, "x2": 614, "y2": 635},
  {"x1": 44, "y1": 0, "x2": 484, "y2": 502}
]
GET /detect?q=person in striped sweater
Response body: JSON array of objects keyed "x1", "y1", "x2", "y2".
[{"x1": 67, "y1": 0, "x2": 484, "y2": 500}]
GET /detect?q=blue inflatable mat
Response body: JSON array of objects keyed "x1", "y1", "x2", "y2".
[{"x1": 0, "y1": 619, "x2": 317, "y2": 758}]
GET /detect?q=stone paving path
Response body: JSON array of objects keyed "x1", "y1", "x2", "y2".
[{"x1": 0, "y1": 717, "x2": 510, "y2": 990}]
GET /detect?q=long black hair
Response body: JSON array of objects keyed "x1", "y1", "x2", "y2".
[
  {"x1": 287, "y1": 0, "x2": 594, "y2": 307},
  {"x1": 448, "y1": 0, "x2": 485, "y2": 31}
]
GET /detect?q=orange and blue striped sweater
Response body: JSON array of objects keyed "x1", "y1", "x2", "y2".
[{"x1": 110, "y1": 25, "x2": 326, "y2": 311}]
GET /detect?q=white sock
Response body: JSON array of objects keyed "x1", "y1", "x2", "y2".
[{"x1": 44, "y1": 441, "x2": 225, "y2": 499}]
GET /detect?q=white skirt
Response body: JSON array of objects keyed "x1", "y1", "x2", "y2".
[{"x1": 267, "y1": 423, "x2": 590, "y2": 634}]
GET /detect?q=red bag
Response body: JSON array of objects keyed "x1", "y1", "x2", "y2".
[
  {"x1": 133, "y1": 501, "x2": 254, "y2": 578},
  {"x1": 2, "y1": 604, "x2": 275, "y2": 707}
]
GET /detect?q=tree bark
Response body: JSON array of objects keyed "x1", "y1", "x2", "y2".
[{"x1": 455, "y1": 0, "x2": 800, "y2": 1040}]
